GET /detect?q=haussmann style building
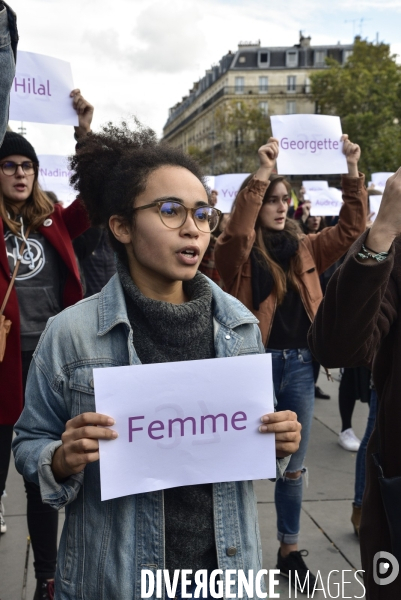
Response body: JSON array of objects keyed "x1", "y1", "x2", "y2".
[{"x1": 162, "y1": 33, "x2": 354, "y2": 174}]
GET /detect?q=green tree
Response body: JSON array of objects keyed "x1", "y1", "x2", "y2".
[
  {"x1": 311, "y1": 39, "x2": 401, "y2": 176},
  {"x1": 188, "y1": 100, "x2": 271, "y2": 174}
]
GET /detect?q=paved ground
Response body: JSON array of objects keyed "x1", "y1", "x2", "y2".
[{"x1": 0, "y1": 368, "x2": 369, "y2": 599}]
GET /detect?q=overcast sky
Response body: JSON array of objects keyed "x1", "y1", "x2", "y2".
[{"x1": 9, "y1": 0, "x2": 401, "y2": 156}]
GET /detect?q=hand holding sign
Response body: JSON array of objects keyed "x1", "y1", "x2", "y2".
[
  {"x1": 259, "y1": 410, "x2": 301, "y2": 458},
  {"x1": 367, "y1": 169, "x2": 401, "y2": 253},
  {"x1": 71, "y1": 88, "x2": 94, "y2": 139},
  {"x1": 254, "y1": 137, "x2": 279, "y2": 182},
  {"x1": 51, "y1": 412, "x2": 118, "y2": 482},
  {"x1": 341, "y1": 134, "x2": 360, "y2": 177}
]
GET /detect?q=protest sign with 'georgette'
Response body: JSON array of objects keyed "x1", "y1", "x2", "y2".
[{"x1": 271, "y1": 114, "x2": 348, "y2": 175}]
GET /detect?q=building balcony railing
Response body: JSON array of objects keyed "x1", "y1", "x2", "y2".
[{"x1": 223, "y1": 84, "x2": 311, "y2": 95}]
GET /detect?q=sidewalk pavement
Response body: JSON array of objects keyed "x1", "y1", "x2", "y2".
[{"x1": 0, "y1": 368, "x2": 369, "y2": 599}]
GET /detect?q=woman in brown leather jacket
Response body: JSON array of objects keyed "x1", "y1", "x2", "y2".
[{"x1": 214, "y1": 136, "x2": 367, "y2": 592}]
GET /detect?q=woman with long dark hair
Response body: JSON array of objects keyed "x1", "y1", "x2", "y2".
[
  {"x1": 0, "y1": 91, "x2": 92, "y2": 600},
  {"x1": 215, "y1": 136, "x2": 367, "y2": 591},
  {"x1": 12, "y1": 124, "x2": 301, "y2": 599}
]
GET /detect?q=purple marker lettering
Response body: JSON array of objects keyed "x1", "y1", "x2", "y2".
[
  {"x1": 231, "y1": 411, "x2": 247, "y2": 430},
  {"x1": 38, "y1": 83, "x2": 46, "y2": 96},
  {"x1": 333, "y1": 141, "x2": 339, "y2": 149},
  {"x1": 200, "y1": 413, "x2": 228, "y2": 434},
  {"x1": 317, "y1": 141, "x2": 323, "y2": 150},
  {"x1": 128, "y1": 416, "x2": 145, "y2": 442},
  {"x1": 168, "y1": 417, "x2": 196, "y2": 438},
  {"x1": 47, "y1": 80, "x2": 52, "y2": 96},
  {"x1": 290, "y1": 140, "x2": 297, "y2": 150},
  {"x1": 281, "y1": 138, "x2": 289, "y2": 150},
  {"x1": 297, "y1": 141, "x2": 304, "y2": 150},
  {"x1": 148, "y1": 420, "x2": 165, "y2": 440},
  {"x1": 14, "y1": 77, "x2": 26, "y2": 93}
]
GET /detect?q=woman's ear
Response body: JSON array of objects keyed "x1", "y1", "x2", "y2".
[{"x1": 109, "y1": 215, "x2": 132, "y2": 245}]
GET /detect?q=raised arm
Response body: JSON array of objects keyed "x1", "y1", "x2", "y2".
[
  {"x1": 214, "y1": 138, "x2": 278, "y2": 286},
  {"x1": 309, "y1": 169, "x2": 401, "y2": 368},
  {"x1": 59, "y1": 90, "x2": 94, "y2": 238},
  {"x1": 305, "y1": 134, "x2": 367, "y2": 274}
]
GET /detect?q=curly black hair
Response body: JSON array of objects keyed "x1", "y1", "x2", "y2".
[{"x1": 69, "y1": 120, "x2": 207, "y2": 260}]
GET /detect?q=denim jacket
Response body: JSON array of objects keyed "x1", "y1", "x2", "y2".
[{"x1": 13, "y1": 273, "x2": 287, "y2": 600}]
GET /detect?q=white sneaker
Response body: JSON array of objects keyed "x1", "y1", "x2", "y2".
[
  {"x1": 338, "y1": 428, "x2": 361, "y2": 452},
  {"x1": 0, "y1": 500, "x2": 6, "y2": 534}
]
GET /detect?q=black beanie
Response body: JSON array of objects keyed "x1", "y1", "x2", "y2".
[{"x1": 0, "y1": 131, "x2": 39, "y2": 164}]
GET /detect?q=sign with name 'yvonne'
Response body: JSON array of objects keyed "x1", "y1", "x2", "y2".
[
  {"x1": 271, "y1": 115, "x2": 348, "y2": 175},
  {"x1": 205, "y1": 173, "x2": 250, "y2": 213},
  {"x1": 10, "y1": 51, "x2": 78, "y2": 126},
  {"x1": 308, "y1": 187, "x2": 343, "y2": 217},
  {"x1": 94, "y1": 354, "x2": 276, "y2": 501},
  {"x1": 38, "y1": 155, "x2": 76, "y2": 206}
]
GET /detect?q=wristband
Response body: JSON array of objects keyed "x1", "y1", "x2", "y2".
[{"x1": 357, "y1": 243, "x2": 389, "y2": 263}]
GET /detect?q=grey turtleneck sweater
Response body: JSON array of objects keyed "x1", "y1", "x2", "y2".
[{"x1": 117, "y1": 260, "x2": 218, "y2": 576}]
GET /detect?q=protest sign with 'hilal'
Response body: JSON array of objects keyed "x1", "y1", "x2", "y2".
[
  {"x1": 10, "y1": 51, "x2": 78, "y2": 126},
  {"x1": 271, "y1": 114, "x2": 348, "y2": 175}
]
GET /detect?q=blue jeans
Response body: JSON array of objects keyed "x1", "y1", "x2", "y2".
[
  {"x1": 267, "y1": 348, "x2": 315, "y2": 545},
  {"x1": 0, "y1": 2, "x2": 17, "y2": 145},
  {"x1": 354, "y1": 389, "x2": 378, "y2": 507}
]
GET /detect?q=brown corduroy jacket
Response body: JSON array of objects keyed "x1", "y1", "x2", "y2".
[
  {"x1": 309, "y1": 232, "x2": 401, "y2": 600},
  {"x1": 214, "y1": 175, "x2": 367, "y2": 346}
]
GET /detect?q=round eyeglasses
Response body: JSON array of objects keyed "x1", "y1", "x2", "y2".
[
  {"x1": 133, "y1": 200, "x2": 222, "y2": 233},
  {"x1": 0, "y1": 160, "x2": 36, "y2": 176}
]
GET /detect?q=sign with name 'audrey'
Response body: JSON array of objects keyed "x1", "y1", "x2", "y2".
[
  {"x1": 271, "y1": 115, "x2": 348, "y2": 175},
  {"x1": 308, "y1": 187, "x2": 343, "y2": 217},
  {"x1": 94, "y1": 354, "x2": 276, "y2": 501},
  {"x1": 10, "y1": 51, "x2": 78, "y2": 126}
]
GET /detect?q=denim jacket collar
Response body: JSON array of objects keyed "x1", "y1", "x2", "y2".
[{"x1": 97, "y1": 272, "x2": 259, "y2": 338}]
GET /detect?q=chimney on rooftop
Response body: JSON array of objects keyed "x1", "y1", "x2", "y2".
[{"x1": 299, "y1": 31, "x2": 311, "y2": 47}]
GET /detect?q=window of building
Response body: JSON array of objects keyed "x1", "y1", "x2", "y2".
[
  {"x1": 305, "y1": 77, "x2": 311, "y2": 93},
  {"x1": 235, "y1": 76, "x2": 245, "y2": 93},
  {"x1": 287, "y1": 75, "x2": 296, "y2": 92},
  {"x1": 259, "y1": 76, "x2": 268, "y2": 92},
  {"x1": 343, "y1": 50, "x2": 353, "y2": 64},
  {"x1": 286, "y1": 100, "x2": 296, "y2": 114},
  {"x1": 259, "y1": 101, "x2": 269, "y2": 116},
  {"x1": 314, "y1": 50, "x2": 326, "y2": 66},
  {"x1": 286, "y1": 50, "x2": 298, "y2": 68},
  {"x1": 258, "y1": 51, "x2": 270, "y2": 67},
  {"x1": 239, "y1": 56, "x2": 246, "y2": 63}
]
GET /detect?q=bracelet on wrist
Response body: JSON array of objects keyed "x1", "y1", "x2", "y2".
[{"x1": 357, "y1": 243, "x2": 389, "y2": 263}]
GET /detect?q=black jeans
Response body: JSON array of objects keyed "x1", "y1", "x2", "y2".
[{"x1": 0, "y1": 351, "x2": 58, "y2": 580}]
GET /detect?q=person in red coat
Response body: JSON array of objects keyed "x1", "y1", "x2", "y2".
[{"x1": 0, "y1": 90, "x2": 92, "y2": 600}]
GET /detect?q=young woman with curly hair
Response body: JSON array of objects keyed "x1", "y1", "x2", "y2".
[
  {"x1": 214, "y1": 136, "x2": 367, "y2": 592},
  {"x1": 0, "y1": 90, "x2": 93, "y2": 600},
  {"x1": 12, "y1": 122, "x2": 301, "y2": 600}
]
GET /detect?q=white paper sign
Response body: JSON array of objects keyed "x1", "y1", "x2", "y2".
[
  {"x1": 10, "y1": 51, "x2": 78, "y2": 126},
  {"x1": 94, "y1": 354, "x2": 276, "y2": 501},
  {"x1": 38, "y1": 155, "x2": 76, "y2": 206},
  {"x1": 308, "y1": 187, "x2": 343, "y2": 216},
  {"x1": 371, "y1": 172, "x2": 394, "y2": 192},
  {"x1": 369, "y1": 195, "x2": 383, "y2": 222},
  {"x1": 205, "y1": 173, "x2": 250, "y2": 213},
  {"x1": 302, "y1": 180, "x2": 329, "y2": 200},
  {"x1": 271, "y1": 114, "x2": 348, "y2": 175}
]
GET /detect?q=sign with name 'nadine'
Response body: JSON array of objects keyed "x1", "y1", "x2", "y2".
[
  {"x1": 94, "y1": 354, "x2": 276, "y2": 500},
  {"x1": 10, "y1": 51, "x2": 78, "y2": 126},
  {"x1": 38, "y1": 155, "x2": 76, "y2": 206},
  {"x1": 271, "y1": 114, "x2": 348, "y2": 175}
]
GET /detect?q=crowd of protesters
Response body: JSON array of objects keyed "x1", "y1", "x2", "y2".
[{"x1": 1, "y1": 2, "x2": 401, "y2": 600}]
